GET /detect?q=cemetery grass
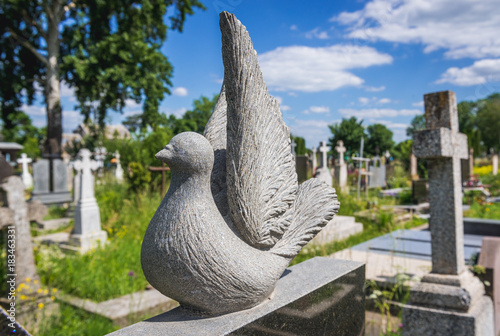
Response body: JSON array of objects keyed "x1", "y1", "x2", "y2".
[{"x1": 35, "y1": 179, "x2": 167, "y2": 302}]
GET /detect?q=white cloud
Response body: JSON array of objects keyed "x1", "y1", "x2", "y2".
[
  {"x1": 173, "y1": 87, "x2": 188, "y2": 96},
  {"x1": 21, "y1": 104, "x2": 45, "y2": 116},
  {"x1": 334, "y1": 0, "x2": 500, "y2": 59},
  {"x1": 163, "y1": 107, "x2": 187, "y2": 118},
  {"x1": 290, "y1": 24, "x2": 298, "y2": 31},
  {"x1": 259, "y1": 45, "x2": 392, "y2": 92},
  {"x1": 63, "y1": 110, "x2": 84, "y2": 133},
  {"x1": 436, "y1": 58, "x2": 500, "y2": 86},
  {"x1": 370, "y1": 119, "x2": 409, "y2": 129},
  {"x1": 339, "y1": 108, "x2": 420, "y2": 118},
  {"x1": 310, "y1": 106, "x2": 330, "y2": 113},
  {"x1": 305, "y1": 28, "x2": 330, "y2": 40},
  {"x1": 281, "y1": 105, "x2": 291, "y2": 111},
  {"x1": 412, "y1": 101, "x2": 424, "y2": 107},
  {"x1": 125, "y1": 99, "x2": 142, "y2": 109},
  {"x1": 358, "y1": 97, "x2": 391, "y2": 105},
  {"x1": 365, "y1": 85, "x2": 386, "y2": 92}
]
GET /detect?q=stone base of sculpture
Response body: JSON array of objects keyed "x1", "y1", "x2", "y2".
[
  {"x1": 31, "y1": 191, "x2": 72, "y2": 204},
  {"x1": 108, "y1": 257, "x2": 365, "y2": 336},
  {"x1": 68, "y1": 230, "x2": 107, "y2": 254},
  {"x1": 403, "y1": 271, "x2": 494, "y2": 336}
]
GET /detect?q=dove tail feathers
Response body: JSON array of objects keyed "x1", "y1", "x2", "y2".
[{"x1": 270, "y1": 179, "x2": 340, "y2": 259}]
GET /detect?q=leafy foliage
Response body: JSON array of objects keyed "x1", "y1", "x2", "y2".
[
  {"x1": 365, "y1": 123, "x2": 394, "y2": 156},
  {"x1": 126, "y1": 162, "x2": 151, "y2": 192},
  {"x1": 165, "y1": 94, "x2": 219, "y2": 135},
  {"x1": 291, "y1": 135, "x2": 307, "y2": 155},
  {"x1": 328, "y1": 117, "x2": 366, "y2": 155}
]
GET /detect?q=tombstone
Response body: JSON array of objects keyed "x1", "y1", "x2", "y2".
[
  {"x1": 410, "y1": 151, "x2": 418, "y2": 181},
  {"x1": 334, "y1": 140, "x2": 348, "y2": 192},
  {"x1": 492, "y1": 153, "x2": 498, "y2": 176},
  {"x1": 0, "y1": 154, "x2": 13, "y2": 182},
  {"x1": 311, "y1": 147, "x2": 317, "y2": 173},
  {"x1": 115, "y1": 151, "x2": 124, "y2": 182},
  {"x1": 0, "y1": 176, "x2": 40, "y2": 289},
  {"x1": 403, "y1": 90, "x2": 493, "y2": 336},
  {"x1": 368, "y1": 156, "x2": 386, "y2": 188},
  {"x1": 72, "y1": 161, "x2": 82, "y2": 205},
  {"x1": 411, "y1": 179, "x2": 428, "y2": 204},
  {"x1": 16, "y1": 153, "x2": 33, "y2": 189},
  {"x1": 295, "y1": 155, "x2": 308, "y2": 183},
  {"x1": 69, "y1": 149, "x2": 107, "y2": 253},
  {"x1": 290, "y1": 140, "x2": 297, "y2": 156},
  {"x1": 94, "y1": 146, "x2": 107, "y2": 176},
  {"x1": 62, "y1": 152, "x2": 73, "y2": 192},
  {"x1": 477, "y1": 237, "x2": 500, "y2": 336},
  {"x1": 314, "y1": 141, "x2": 332, "y2": 186},
  {"x1": 31, "y1": 158, "x2": 71, "y2": 204}
]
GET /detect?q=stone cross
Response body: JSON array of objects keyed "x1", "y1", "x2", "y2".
[
  {"x1": 311, "y1": 147, "x2": 317, "y2": 172},
  {"x1": 70, "y1": 148, "x2": 107, "y2": 253},
  {"x1": 291, "y1": 140, "x2": 297, "y2": 156},
  {"x1": 413, "y1": 91, "x2": 468, "y2": 275},
  {"x1": 334, "y1": 141, "x2": 346, "y2": 166},
  {"x1": 319, "y1": 141, "x2": 329, "y2": 169},
  {"x1": 468, "y1": 147, "x2": 474, "y2": 178},
  {"x1": 410, "y1": 150, "x2": 418, "y2": 180},
  {"x1": 115, "y1": 151, "x2": 124, "y2": 182},
  {"x1": 16, "y1": 153, "x2": 33, "y2": 189},
  {"x1": 493, "y1": 152, "x2": 498, "y2": 175}
]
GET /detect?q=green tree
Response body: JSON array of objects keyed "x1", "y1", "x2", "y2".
[
  {"x1": 365, "y1": 123, "x2": 394, "y2": 156},
  {"x1": 406, "y1": 114, "x2": 425, "y2": 138},
  {"x1": 291, "y1": 135, "x2": 306, "y2": 155},
  {"x1": 476, "y1": 94, "x2": 500, "y2": 152},
  {"x1": 167, "y1": 94, "x2": 219, "y2": 135},
  {"x1": 1, "y1": 0, "x2": 205, "y2": 155},
  {"x1": 328, "y1": 117, "x2": 366, "y2": 155}
]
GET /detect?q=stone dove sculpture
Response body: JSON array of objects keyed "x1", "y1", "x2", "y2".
[{"x1": 141, "y1": 12, "x2": 340, "y2": 315}]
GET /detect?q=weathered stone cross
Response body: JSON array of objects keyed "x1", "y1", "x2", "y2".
[
  {"x1": 319, "y1": 141, "x2": 329, "y2": 169},
  {"x1": 335, "y1": 140, "x2": 346, "y2": 166},
  {"x1": 413, "y1": 90, "x2": 468, "y2": 275}
]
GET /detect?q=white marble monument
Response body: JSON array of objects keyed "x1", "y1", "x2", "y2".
[
  {"x1": 70, "y1": 149, "x2": 107, "y2": 253},
  {"x1": 334, "y1": 140, "x2": 348, "y2": 192},
  {"x1": 115, "y1": 151, "x2": 124, "y2": 182},
  {"x1": 16, "y1": 153, "x2": 33, "y2": 189},
  {"x1": 314, "y1": 141, "x2": 332, "y2": 186}
]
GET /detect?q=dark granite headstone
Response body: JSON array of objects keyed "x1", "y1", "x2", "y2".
[
  {"x1": 295, "y1": 155, "x2": 309, "y2": 183},
  {"x1": 411, "y1": 179, "x2": 428, "y2": 204},
  {"x1": 108, "y1": 258, "x2": 365, "y2": 336},
  {"x1": 0, "y1": 154, "x2": 13, "y2": 182}
]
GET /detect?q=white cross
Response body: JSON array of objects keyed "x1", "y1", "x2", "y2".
[
  {"x1": 319, "y1": 141, "x2": 329, "y2": 168},
  {"x1": 291, "y1": 140, "x2": 297, "y2": 156},
  {"x1": 16, "y1": 153, "x2": 32, "y2": 171},
  {"x1": 335, "y1": 140, "x2": 346, "y2": 165}
]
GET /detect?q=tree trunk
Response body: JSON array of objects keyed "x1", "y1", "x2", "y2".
[{"x1": 43, "y1": 1, "x2": 62, "y2": 156}]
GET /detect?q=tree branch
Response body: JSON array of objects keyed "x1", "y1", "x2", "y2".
[
  {"x1": 8, "y1": 28, "x2": 49, "y2": 68},
  {"x1": 21, "y1": 9, "x2": 48, "y2": 40}
]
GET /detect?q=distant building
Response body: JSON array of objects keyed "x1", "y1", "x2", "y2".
[{"x1": 71, "y1": 123, "x2": 131, "y2": 140}]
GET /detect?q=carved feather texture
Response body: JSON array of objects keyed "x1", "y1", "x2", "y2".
[
  {"x1": 271, "y1": 179, "x2": 341, "y2": 258},
  {"x1": 204, "y1": 85, "x2": 229, "y2": 217},
  {"x1": 220, "y1": 12, "x2": 298, "y2": 249}
]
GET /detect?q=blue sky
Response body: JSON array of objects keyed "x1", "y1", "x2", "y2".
[{"x1": 23, "y1": 0, "x2": 500, "y2": 149}]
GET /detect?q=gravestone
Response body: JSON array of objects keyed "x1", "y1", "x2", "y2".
[
  {"x1": 410, "y1": 151, "x2": 418, "y2": 181},
  {"x1": 0, "y1": 154, "x2": 13, "y2": 182},
  {"x1": 403, "y1": 90, "x2": 494, "y2": 336},
  {"x1": 368, "y1": 156, "x2": 386, "y2": 188},
  {"x1": 31, "y1": 158, "x2": 71, "y2": 204},
  {"x1": 69, "y1": 149, "x2": 107, "y2": 253},
  {"x1": 16, "y1": 153, "x2": 33, "y2": 189},
  {"x1": 72, "y1": 161, "x2": 81, "y2": 205},
  {"x1": 411, "y1": 179, "x2": 428, "y2": 204},
  {"x1": 0, "y1": 176, "x2": 40, "y2": 289},
  {"x1": 94, "y1": 146, "x2": 107, "y2": 177},
  {"x1": 334, "y1": 140, "x2": 348, "y2": 192},
  {"x1": 115, "y1": 151, "x2": 124, "y2": 182},
  {"x1": 311, "y1": 146, "x2": 317, "y2": 174},
  {"x1": 295, "y1": 155, "x2": 308, "y2": 183},
  {"x1": 492, "y1": 153, "x2": 498, "y2": 176},
  {"x1": 315, "y1": 141, "x2": 333, "y2": 186},
  {"x1": 477, "y1": 237, "x2": 500, "y2": 336}
]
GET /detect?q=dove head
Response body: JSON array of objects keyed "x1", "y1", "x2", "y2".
[{"x1": 155, "y1": 132, "x2": 214, "y2": 174}]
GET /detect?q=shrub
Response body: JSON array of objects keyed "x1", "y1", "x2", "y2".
[{"x1": 126, "y1": 162, "x2": 151, "y2": 192}]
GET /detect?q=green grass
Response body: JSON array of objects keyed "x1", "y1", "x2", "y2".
[
  {"x1": 37, "y1": 303, "x2": 117, "y2": 336},
  {"x1": 464, "y1": 202, "x2": 500, "y2": 220},
  {"x1": 43, "y1": 204, "x2": 70, "y2": 220},
  {"x1": 35, "y1": 179, "x2": 167, "y2": 302}
]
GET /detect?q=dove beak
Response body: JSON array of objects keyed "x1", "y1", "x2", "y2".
[{"x1": 155, "y1": 146, "x2": 171, "y2": 161}]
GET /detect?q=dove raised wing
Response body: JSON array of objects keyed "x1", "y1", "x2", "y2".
[{"x1": 219, "y1": 12, "x2": 298, "y2": 249}]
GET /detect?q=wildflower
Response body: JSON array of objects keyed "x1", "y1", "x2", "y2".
[
  {"x1": 44, "y1": 289, "x2": 49, "y2": 295},
  {"x1": 20, "y1": 295, "x2": 27, "y2": 300},
  {"x1": 37, "y1": 289, "x2": 42, "y2": 294},
  {"x1": 486, "y1": 208, "x2": 490, "y2": 212},
  {"x1": 128, "y1": 271, "x2": 135, "y2": 277},
  {"x1": 51, "y1": 296, "x2": 55, "y2": 301},
  {"x1": 52, "y1": 288, "x2": 57, "y2": 293},
  {"x1": 38, "y1": 303, "x2": 44, "y2": 309},
  {"x1": 25, "y1": 277, "x2": 31, "y2": 283},
  {"x1": 34, "y1": 280, "x2": 39, "y2": 285}
]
